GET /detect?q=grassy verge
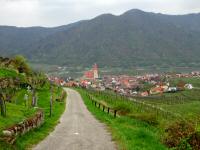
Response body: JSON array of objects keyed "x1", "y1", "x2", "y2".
[
  {"x1": 0, "y1": 87, "x2": 66, "y2": 150},
  {"x1": 77, "y1": 88, "x2": 167, "y2": 150}
]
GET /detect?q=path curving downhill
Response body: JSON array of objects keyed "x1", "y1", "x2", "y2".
[{"x1": 33, "y1": 88, "x2": 116, "y2": 150}]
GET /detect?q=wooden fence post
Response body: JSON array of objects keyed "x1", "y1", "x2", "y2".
[{"x1": 114, "y1": 110, "x2": 117, "y2": 118}]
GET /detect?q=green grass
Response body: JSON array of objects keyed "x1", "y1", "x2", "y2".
[
  {"x1": 77, "y1": 88, "x2": 167, "y2": 150},
  {"x1": 135, "y1": 89, "x2": 200, "y2": 124},
  {"x1": 77, "y1": 86, "x2": 200, "y2": 149},
  {"x1": 15, "y1": 87, "x2": 66, "y2": 150},
  {"x1": 160, "y1": 100, "x2": 200, "y2": 131},
  {"x1": 0, "y1": 68, "x2": 18, "y2": 78},
  {"x1": 0, "y1": 102, "x2": 36, "y2": 150},
  {"x1": 84, "y1": 89, "x2": 169, "y2": 123},
  {"x1": 85, "y1": 86, "x2": 200, "y2": 122},
  {"x1": 0, "y1": 87, "x2": 66, "y2": 150},
  {"x1": 169, "y1": 77, "x2": 200, "y2": 88},
  {"x1": 0, "y1": 103, "x2": 36, "y2": 132},
  {"x1": 11, "y1": 89, "x2": 27, "y2": 105}
]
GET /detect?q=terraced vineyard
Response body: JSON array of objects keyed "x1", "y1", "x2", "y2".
[
  {"x1": 77, "y1": 82, "x2": 200, "y2": 149},
  {"x1": 0, "y1": 57, "x2": 66, "y2": 150},
  {"x1": 78, "y1": 89, "x2": 167, "y2": 150}
]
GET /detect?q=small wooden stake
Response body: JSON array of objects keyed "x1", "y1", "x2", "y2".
[{"x1": 114, "y1": 110, "x2": 117, "y2": 118}]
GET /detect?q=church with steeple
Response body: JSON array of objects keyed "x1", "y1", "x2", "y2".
[{"x1": 84, "y1": 64, "x2": 99, "y2": 80}]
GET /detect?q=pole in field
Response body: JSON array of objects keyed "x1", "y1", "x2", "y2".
[
  {"x1": 50, "y1": 83, "x2": 53, "y2": 117},
  {"x1": 24, "y1": 94, "x2": 28, "y2": 107}
]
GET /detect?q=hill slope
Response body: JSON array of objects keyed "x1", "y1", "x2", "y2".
[{"x1": 1, "y1": 9, "x2": 200, "y2": 68}]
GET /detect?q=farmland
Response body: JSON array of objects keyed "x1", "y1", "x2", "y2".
[{"x1": 76, "y1": 78, "x2": 200, "y2": 150}]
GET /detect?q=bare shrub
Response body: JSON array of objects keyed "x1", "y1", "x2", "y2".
[
  {"x1": 188, "y1": 132, "x2": 200, "y2": 150},
  {"x1": 163, "y1": 120, "x2": 195, "y2": 148}
]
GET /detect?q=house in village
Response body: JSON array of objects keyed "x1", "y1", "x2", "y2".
[
  {"x1": 168, "y1": 87, "x2": 177, "y2": 92},
  {"x1": 184, "y1": 84, "x2": 193, "y2": 89},
  {"x1": 65, "y1": 81, "x2": 77, "y2": 87},
  {"x1": 140, "y1": 91, "x2": 149, "y2": 97},
  {"x1": 150, "y1": 85, "x2": 168, "y2": 95}
]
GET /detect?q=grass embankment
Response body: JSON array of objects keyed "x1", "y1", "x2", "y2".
[
  {"x1": 0, "y1": 87, "x2": 66, "y2": 150},
  {"x1": 77, "y1": 88, "x2": 167, "y2": 150},
  {"x1": 0, "y1": 69, "x2": 34, "y2": 133},
  {"x1": 0, "y1": 56, "x2": 67, "y2": 149},
  {"x1": 0, "y1": 103, "x2": 36, "y2": 132}
]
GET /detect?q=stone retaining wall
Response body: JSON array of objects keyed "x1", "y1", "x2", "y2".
[{"x1": 1, "y1": 109, "x2": 44, "y2": 144}]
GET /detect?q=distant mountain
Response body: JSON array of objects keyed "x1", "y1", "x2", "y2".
[{"x1": 1, "y1": 9, "x2": 200, "y2": 69}]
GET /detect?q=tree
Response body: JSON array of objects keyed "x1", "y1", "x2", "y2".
[
  {"x1": 13, "y1": 55, "x2": 31, "y2": 74},
  {"x1": 0, "y1": 92, "x2": 6, "y2": 117},
  {"x1": 177, "y1": 80, "x2": 186, "y2": 91}
]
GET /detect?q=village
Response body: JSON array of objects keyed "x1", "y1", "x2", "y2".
[{"x1": 48, "y1": 64, "x2": 200, "y2": 97}]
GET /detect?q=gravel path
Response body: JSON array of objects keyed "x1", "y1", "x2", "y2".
[{"x1": 33, "y1": 88, "x2": 116, "y2": 150}]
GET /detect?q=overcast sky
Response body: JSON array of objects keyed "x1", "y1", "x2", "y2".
[{"x1": 0, "y1": 0, "x2": 200, "y2": 27}]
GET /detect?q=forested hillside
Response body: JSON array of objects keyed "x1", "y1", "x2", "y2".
[{"x1": 1, "y1": 9, "x2": 200, "y2": 68}]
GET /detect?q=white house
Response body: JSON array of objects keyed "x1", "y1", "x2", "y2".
[
  {"x1": 168, "y1": 87, "x2": 177, "y2": 92},
  {"x1": 184, "y1": 84, "x2": 193, "y2": 89}
]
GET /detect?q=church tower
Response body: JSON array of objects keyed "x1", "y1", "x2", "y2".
[{"x1": 93, "y1": 63, "x2": 99, "y2": 79}]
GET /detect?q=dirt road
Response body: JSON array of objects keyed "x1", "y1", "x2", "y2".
[{"x1": 33, "y1": 88, "x2": 116, "y2": 150}]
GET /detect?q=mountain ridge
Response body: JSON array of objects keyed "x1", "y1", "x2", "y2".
[{"x1": 1, "y1": 9, "x2": 200, "y2": 68}]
